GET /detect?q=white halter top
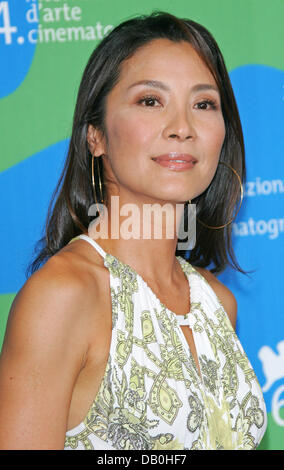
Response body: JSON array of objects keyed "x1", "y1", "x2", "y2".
[{"x1": 64, "y1": 234, "x2": 267, "y2": 450}]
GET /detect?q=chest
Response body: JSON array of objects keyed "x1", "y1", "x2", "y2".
[{"x1": 66, "y1": 264, "x2": 266, "y2": 449}]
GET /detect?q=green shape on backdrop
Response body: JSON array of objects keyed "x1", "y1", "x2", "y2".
[
  {"x1": 0, "y1": 293, "x2": 16, "y2": 351},
  {"x1": 258, "y1": 411, "x2": 284, "y2": 450},
  {"x1": 0, "y1": 0, "x2": 283, "y2": 172}
]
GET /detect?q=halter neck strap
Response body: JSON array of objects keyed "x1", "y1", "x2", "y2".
[{"x1": 76, "y1": 234, "x2": 107, "y2": 258}]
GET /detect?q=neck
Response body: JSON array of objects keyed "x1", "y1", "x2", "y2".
[{"x1": 87, "y1": 195, "x2": 193, "y2": 283}]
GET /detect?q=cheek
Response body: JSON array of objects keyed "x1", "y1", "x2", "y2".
[
  {"x1": 103, "y1": 112, "x2": 156, "y2": 188},
  {"x1": 209, "y1": 122, "x2": 225, "y2": 170},
  {"x1": 199, "y1": 119, "x2": 225, "y2": 176},
  {"x1": 215, "y1": 117, "x2": 226, "y2": 149},
  {"x1": 198, "y1": 119, "x2": 225, "y2": 188},
  {"x1": 204, "y1": 116, "x2": 225, "y2": 150},
  {"x1": 216, "y1": 122, "x2": 226, "y2": 153},
  {"x1": 106, "y1": 111, "x2": 157, "y2": 154}
]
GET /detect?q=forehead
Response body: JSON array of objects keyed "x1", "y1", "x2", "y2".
[{"x1": 117, "y1": 38, "x2": 215, "y2": 86}]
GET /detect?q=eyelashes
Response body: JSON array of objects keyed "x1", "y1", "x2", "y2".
[
  {"x1": 136, "y1": 95, "x2": 219, "y2": 110},
  {"x1": 136, "y1": 95, "x2": 161, "y2": 107},
  {"x1": 195, "y1": 99, "x2": 218, "y2": 110}
]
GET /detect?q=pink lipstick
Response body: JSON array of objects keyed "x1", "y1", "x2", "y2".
[{"x1": 152, "y1": 153, "x2": 197, "y2": 171}]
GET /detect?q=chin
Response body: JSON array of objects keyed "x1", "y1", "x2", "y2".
[{"x1": 150, "y1": 192, "x2": 191, "y2": 205}]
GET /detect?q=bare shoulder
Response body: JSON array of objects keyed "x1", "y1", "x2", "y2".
[
  {"x1": 3, "y1": 238, "x2": 109, "y2": 368},
  {"x1": 0, "y1": 241, "x2": 105, "y2": 449},
  {"x1": 6, "y1": 248, "x2": 97, "y2": 351},
  {"x1": 194, "y1": 266, "x2": 237, "y2": 329}
]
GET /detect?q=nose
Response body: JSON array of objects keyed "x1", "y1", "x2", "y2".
[{"x1": 163, "y1": 107, "x2": 196, "y2": 141}]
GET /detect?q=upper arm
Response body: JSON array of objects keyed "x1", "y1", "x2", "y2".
[
  {"x1": 195, "y1": 267, "x2": 238, "y2": 330},
  {"x1": 0, "y1": 257, "x2": 90, "y2": 450}
]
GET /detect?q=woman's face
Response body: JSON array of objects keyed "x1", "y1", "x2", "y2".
[{"x1": 93, "y1": 38, "x2": 225, "y2": 204}]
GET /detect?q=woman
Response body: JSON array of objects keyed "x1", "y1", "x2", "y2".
[{"x1": 0, "y1": 12, "x2": 266, "y2": 450}]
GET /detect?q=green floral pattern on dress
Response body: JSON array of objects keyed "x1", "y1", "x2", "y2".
[{"x1": 65, "y1": 248, "x2": 266, "y2": 450}]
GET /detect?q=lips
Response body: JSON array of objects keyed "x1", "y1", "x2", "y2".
[{"x1": 152, "y1": 153, "x2": 197, "y2": 171}]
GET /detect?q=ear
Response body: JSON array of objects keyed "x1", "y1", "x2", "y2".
[{"x1": 87, "y1": 125, "x2": 107, "y2": 157}]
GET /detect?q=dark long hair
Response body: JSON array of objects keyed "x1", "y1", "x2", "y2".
[{"x1": 27, "y1": 11, "x2": 245, "y2": 276}]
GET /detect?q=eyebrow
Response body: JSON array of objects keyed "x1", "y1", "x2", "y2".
[
  {"x1": 127, "y1": 80, "x2": 170, "y2": 91},
  {"x1": 127, "y1": 80, "x2": 219, "y2": 93}
]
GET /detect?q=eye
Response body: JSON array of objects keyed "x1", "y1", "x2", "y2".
[
  {"x1": 194, "y1": 99, "x2": 218, "y2": 110},
  {"x1": 137, "y1": 95, "x2": 161, "y2": 107}
]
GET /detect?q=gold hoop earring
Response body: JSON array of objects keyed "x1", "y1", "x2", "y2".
[
  {"x1": 197, "y1": 162, "x2": 244, "y2": 230},
  {"x1": 91, "y1": 153, "x2": 104, "y2": 213}
]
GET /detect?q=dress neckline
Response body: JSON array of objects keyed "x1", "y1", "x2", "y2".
[
  {"x1": 74, "y1": 233, "x2": 193, "y2": 319},
  {"x1": 71, "y1": 234, "x2": 202, "y2": 383}
]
